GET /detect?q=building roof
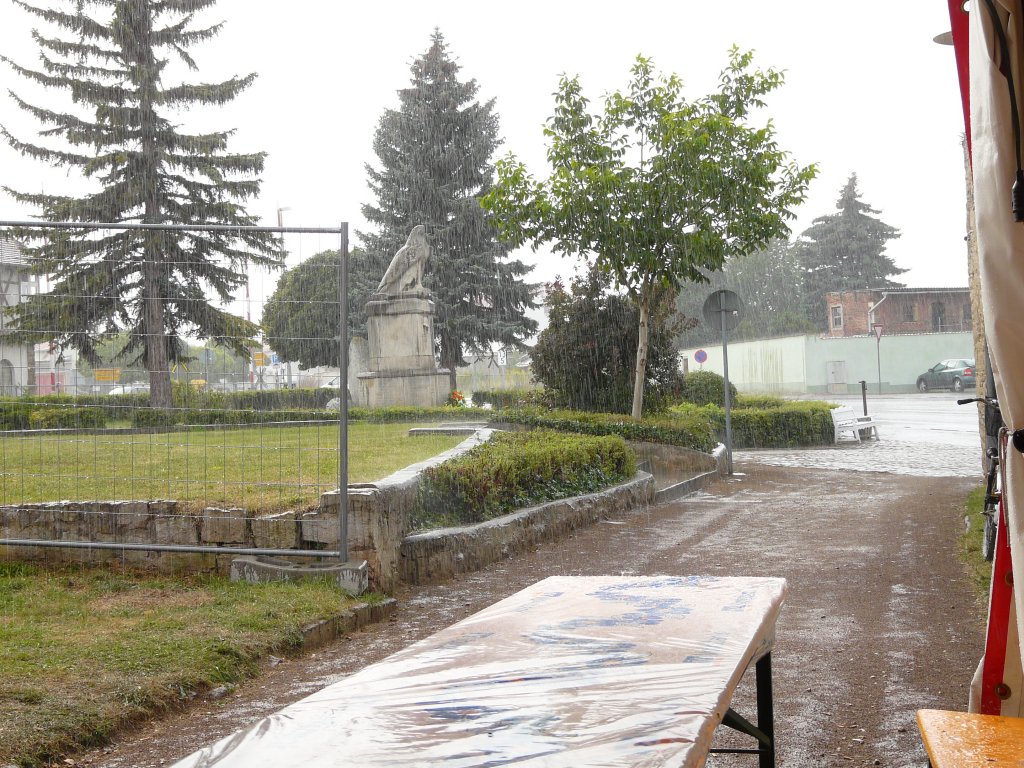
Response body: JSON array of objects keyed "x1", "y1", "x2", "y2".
[
  {"x1": 874, "y1": 286, "x2": 969, "y2": 295},
  {"x1": 0, "y1": 237, "x2": 29, "y2": 268}
]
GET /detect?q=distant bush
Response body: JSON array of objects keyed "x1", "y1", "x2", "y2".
[
  {"x1": 677, "y1": 370, "x2": 738, "y2": 407},
  {"x1": 470, "y1": 388, "x2": 547, "y2": 409},
  {"x1": 0, "y1": 400, "x2": 108, "y2": 430},
  {"x1": 28, "y1": 407, "x2": 106, "y2": 429},
  {"x1": 414, "y1": 430, "x2": 636, "y2": 528}
]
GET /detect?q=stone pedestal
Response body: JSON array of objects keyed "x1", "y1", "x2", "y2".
[{"x1": 356, "y1": 290, "x2": 450, "y2": 408}]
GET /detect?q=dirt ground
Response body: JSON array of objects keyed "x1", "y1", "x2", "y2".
[{"x1": 80, "y1": 460, "x2": 983, "y2": 768}]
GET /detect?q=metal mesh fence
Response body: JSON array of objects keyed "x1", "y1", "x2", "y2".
[{"x1": 0, "y1": 222, "x2": 393, "y2": 562}]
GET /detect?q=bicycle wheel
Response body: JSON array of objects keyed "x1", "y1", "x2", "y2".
[{"x1": 982, "y1": 510, "x2": 997, "y2": 562}]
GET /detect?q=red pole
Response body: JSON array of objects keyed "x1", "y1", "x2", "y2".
[{"x1": 947, "y1": 0, "x2": 972, "y2": 157}]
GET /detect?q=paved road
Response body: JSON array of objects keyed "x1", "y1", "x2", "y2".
[{"x1": 737, "y1": 392, "x2": 984, "y2": 478}]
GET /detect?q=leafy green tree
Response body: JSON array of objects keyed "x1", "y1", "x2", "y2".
[
  {"x1": 262, "y1": 247, "x2": 382, "y2": 369},
  {"x1": 796, "y1": 174, "x2": 904, "y2": 330},
  {"x1": 360, "y1": 29, "x2": 537, "y2": 390},
  {"x1": 1, "y1": 0, "x2": 279, "y2": 408},
  {"x1": 676, "y1": 239, "x2": 815, "y2": 346},
  {"x1": 532, "y1": 271, "x2": 687, "y2": 414},
  {"x1": 484, "y1": 50, "x2": 816, "y2": 418}
]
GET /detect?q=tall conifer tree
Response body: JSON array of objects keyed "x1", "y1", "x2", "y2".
[
  {"x1": 796, "y1": 174, "x2": 904, "y2": 330},
  {"x1": 1, "y1": 0, "x2": 279, "y2": 407},
  {"x1": 360, "y1": 30, "x2": 537, "y2": 390}
]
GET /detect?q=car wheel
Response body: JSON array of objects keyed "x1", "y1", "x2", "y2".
[
  {"x1": 917, "y1": 379, "x2": 928, "y2": 393},
  {"x1": 953, "y1": 377, "x2": 964, "y2": 392}
]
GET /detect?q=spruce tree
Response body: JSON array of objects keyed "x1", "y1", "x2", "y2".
[
  {"x1": 1, "y1": 0, "x2": 279, "y2": 407},
  {"x1": 360, "y1": 29, "x2": 537, "y2": 391},
  {"x1": 796, "y1": 174, "x2": 904, "y2": 330}
]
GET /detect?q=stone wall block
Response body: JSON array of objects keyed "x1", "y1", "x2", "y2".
[
  {"x1": 153, "y1": 512, "x2": 199, "y2": 546},
  {"x1": 251, "y1": 511, "x2": 299, "y2": 550},
  {"x1": 300, "y1": 512, "x2": 339, "y2": 547},
  {"x1": 201, "y1": 507, "x2": 251, "y2": 546}
]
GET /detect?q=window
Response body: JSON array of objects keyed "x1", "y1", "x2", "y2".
[
  {"x1": 902, "y1": 303, "x2": 916, "y2": 322},
  {"x1": 830, "y1": 305, "x2": 843, "y2": 328}
]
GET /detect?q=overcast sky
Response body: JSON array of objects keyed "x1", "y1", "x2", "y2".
[{"x1": 0, "y1": 1, "x2": 969, "y2": 306}]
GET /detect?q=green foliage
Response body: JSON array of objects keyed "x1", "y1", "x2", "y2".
[
  {"x1": 0, "y1": 400, "x2": 107, "y2": 430},
  {"x1": 500, "y1": 408, "x2": 718, "y2": 453},
  {"x1": 677, "y1": 370, "x2": 738, "y2": 407},
  {"x1": 360, "y1": 30, "x2": 538, "y2": 387},
  {"x1": 675, "y1": 239, "x2": 817, "y2": 347},
  {"x1": 262, "y1": 248, "x2": 384, "y2": 368},
  {"x1": 671, "y1": 400, "x2": 835, "y2": 448},
  {"x1": 414, "y1": 430, "x2": 636, "y2": 528},
  {"x1": 1, "y1": 0, "x2": 280, "y2": 409},
  {"x1": 470, "y1": 388, "x2": 546, "y2": 408},
  {"x1": 484, "y1": 49, "x2": 816, "y2": 418},
  {"x1": 796, "y1": 174, "x2": 904, "y2": 330},
  {"x1": 28, "y1": 407, "x2": 106, "y2": 430},
  {"x1": 531, "y1": 272, "x2": 689, "y2": 414}
]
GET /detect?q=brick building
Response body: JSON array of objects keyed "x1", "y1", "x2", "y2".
[{"x1": 824, "y1": 287, "x2": 972, "y2": 338}]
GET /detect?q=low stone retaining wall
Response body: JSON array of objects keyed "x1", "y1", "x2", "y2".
[
  {"x1": 0, "y1": 432, "x2": 724, "y2": 593},
  {"x1": 398, "y1": 471, "x2": 655, "y2": 586}
]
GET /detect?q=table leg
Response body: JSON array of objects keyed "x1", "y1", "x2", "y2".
[{"x1": 756, "y1": 653, "x2": 775, "y2": 768}]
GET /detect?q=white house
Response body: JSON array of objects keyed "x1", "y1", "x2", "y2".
[{"x1": 0, "y1": 237, "x2": 32, "y2": 394}]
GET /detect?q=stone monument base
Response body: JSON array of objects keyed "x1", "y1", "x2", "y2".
[{"x1": 356, "y1": 368, "x2": 451, "y2": 409}]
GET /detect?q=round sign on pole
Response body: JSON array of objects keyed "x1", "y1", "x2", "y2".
[
  {"x1": 694, "y1": 349, "x2": 708, "y2": 364},
  {"x1": 702, "y1": 289, "x2": 744, "y2": 331}
]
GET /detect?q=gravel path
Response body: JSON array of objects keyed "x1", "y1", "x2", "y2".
[{"x1": 81, "y1": 455, "x2": 983, "y2": 768}]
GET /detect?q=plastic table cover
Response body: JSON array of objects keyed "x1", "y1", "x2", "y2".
[{"x1": 172, "y1": 574, "x2": 787, "y2": 768}]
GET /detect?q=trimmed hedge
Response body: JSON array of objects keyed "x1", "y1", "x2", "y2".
[
  {"x1": 671, "y1": 399, "x2": 836, "y2": 448},
  {"x1": 129, "y1": 404, "x2": 493, "y2": 428},
  {"x1": 414, "y1": 429, "x2": 636, "y2": 528},
  {"x1": 498, "y1": 407, "x2": 718, "y2": 453},
  {"x1": 470, "y1": 388, "x2": 546, "y2": 409},
  {"x1": 0, "y1": 401, "x2": 107, "y2": 430}
]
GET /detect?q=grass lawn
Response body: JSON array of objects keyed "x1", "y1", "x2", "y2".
[
  {"x1": 960, "y1": 485, "x2": 993, "y2": 598},
  {"x1": 0, "y1": 422, "x2": 463, "y2": 513},
  {"x1": 0, "y1": 561, "x2": 373, "y2": 767}
]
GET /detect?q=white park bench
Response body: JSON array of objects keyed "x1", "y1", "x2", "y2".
[
  {"x1": 172, "y1": 575, "x2": 788, "y2": 768},
  {"x1": 831, "y1": 405, "x2": 880, "y2": 444}
]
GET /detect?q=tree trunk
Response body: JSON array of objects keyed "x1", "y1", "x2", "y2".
[
  {"x1": 631, "y1": 292, "x2": 651, "y2": 420},
  {"x1": 137, "y1": 6, "x2": 172, "y2": 410},
  {"x1": 143, "y1": 245, "x2": 172, "y2": 409}
]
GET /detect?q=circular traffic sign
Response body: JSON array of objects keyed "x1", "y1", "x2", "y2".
[
  {"x1": 694, "y1": 349, "x2": 708, "y2": 364},
  {"x1": 702, "y1": 289, "x2": 744, "y2": 332}
]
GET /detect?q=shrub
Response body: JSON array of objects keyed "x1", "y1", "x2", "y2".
[
  {"x1": 414, "y1": 430, "x2": 636, "y2": 528},
  {"x1": 28, "y1": 407, "x2": 106, "y2": 429},
  {"x1": 678, "y1": 370, "x2": 738, "y2": 407},
  {"x1": 530, "y1": 272, "x2": 683, "y2": 414},
  {"x1": 671, "y1": 399, "x2": 835, "y2": 448},
  {"x1": 498, "y1": 407, "x2": 717, "y2": 453},
  {"x1": 470, "y1": 388, "x2": 545, "y2": 409}
]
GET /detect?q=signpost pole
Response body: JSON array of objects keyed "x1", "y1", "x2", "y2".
[
  {"x1": 720, "y1": 292, "x2": 734, "y2": 475},
  {"x1": 872, "y1": 324, "x2": 883, "y2": 395}
]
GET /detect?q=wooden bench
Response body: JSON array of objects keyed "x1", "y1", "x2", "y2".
[
  {"x1": 916, "y1": 708, "x2": 1024, "y2": 766},
  {"x1": 172, "y1": 575, "x2": 787, "y2": 768},
  {"x1": 831, "y1": 405, "x2": 880, "y2": 443}
]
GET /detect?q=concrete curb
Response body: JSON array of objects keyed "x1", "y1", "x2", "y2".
[
  {"x1": 399, "y1": 471, "x2": 656, "y2": 585},
  {"x1": 299, "y1": 597, "x2": 398, "y2": 652}
]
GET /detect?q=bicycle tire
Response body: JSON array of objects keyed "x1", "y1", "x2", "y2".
[{"x1": 983, "y1": 511, "x2": 997, "y2": 562}]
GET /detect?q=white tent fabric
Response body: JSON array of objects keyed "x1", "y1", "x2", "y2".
[{"x1": 969, "y1": 0, "x2": 1024, "y2": 716}]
